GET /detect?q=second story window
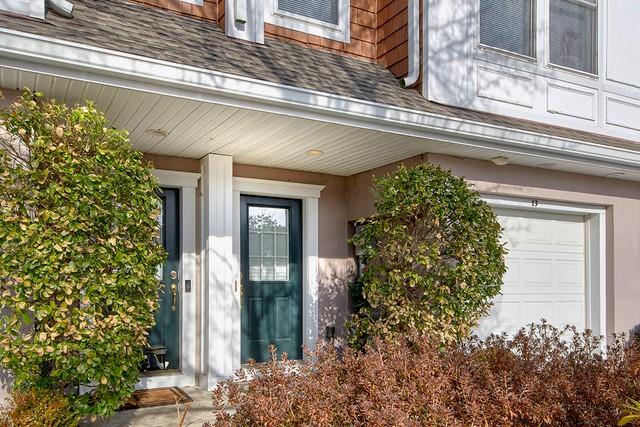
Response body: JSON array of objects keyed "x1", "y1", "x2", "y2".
[
  {"x1": 479, "y1": 0, "x2": 535, "y2": 58},
  {"x1": 549, "y1": 0, "x2": 597, "y2": 75},
  {"x1": 265, "y1": 0, "x2": 350, "y2": 42},
  {"x1": 278, "y1": 0, "x2": 339, "y2": 26}
]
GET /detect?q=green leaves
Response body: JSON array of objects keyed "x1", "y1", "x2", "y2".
[
  {"x1": 0, "y1": 89, "x2": 165, "y2": 418},
  {"x1": 348, "y1": 163, "x2": 507, "y2": 349}
]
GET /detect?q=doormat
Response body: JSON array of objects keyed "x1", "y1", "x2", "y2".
[{"x1": 120, "y1": 387, "x2": 193, "y2": 410}]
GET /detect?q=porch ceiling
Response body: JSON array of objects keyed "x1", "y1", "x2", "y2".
[{"x1": 3, "y1": 68, "x2": 640, "y2": 180}]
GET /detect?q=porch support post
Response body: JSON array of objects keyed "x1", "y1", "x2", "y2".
[
  {"x1": 302, "y1": 197, "x2": 319, "y2": 356},
  {"x1": 200, "y1": 153, "x2": 235, "y2": 389}
]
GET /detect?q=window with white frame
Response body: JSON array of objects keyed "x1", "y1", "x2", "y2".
[
  {"x1": 265, "y1": 0, "x2": 350, "y2": 43},
  {"x1": 479, "y1": 0, "x2": 535, "y2": 58},
  {"x1": 549, "y1": 0, "x2": 597, "y2": 75}
]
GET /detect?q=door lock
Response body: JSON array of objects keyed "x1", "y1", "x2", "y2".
[
  {"x1": 170, "y1": 283, "x2": 178, "y2": 312},
  {"x1": 170, "y1": 270, "x2": 178, "y2": 280}
]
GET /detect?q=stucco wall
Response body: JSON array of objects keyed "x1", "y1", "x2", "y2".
[{"x1": 347, "y1": 153, "x2": 640, "y2": 337}]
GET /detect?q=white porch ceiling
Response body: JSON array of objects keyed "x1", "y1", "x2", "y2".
[{"x1": 3, "y1": 67, "x2": 640, "y2": 180}]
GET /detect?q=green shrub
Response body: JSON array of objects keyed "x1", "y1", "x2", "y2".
[
  {"x1": 348, "y1": 163, "x2": 507, "y2": 347},
  {"x1": 0, "y1": 388, "x2": 78, "y2": 427},
  {"x1": 211, "y1": 323, "x2": 640, "y2": 427},
  {"x1": 0, "y1": 90, "x2": 165, "y2": 417}
]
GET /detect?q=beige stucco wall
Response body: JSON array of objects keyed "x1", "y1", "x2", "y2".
[{"x1": 347, "y1": 153, "x2": 640, "y2": 337}]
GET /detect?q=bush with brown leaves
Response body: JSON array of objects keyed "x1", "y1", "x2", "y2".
[
  {"x1": 0, "y1": 388, "x2": 78, "y2": 427},
  {"x1": 210, "y1": 322, "x2": 640, "y2": 427}
]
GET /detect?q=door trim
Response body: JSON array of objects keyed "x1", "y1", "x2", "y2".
[
  {"x1": 483, "y1": 194, "x2": 607, "y2": 347},
  {"x1": 233, "y1": 178, "x2": 324, "y2": 368},
  {"x1": 135, "y1": 169, "x2": 200, "y2": 389}
]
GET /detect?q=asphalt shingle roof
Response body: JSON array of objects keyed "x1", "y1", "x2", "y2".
[{"x1": 0, "y1": 0, "x2": 638, "y2": 151}]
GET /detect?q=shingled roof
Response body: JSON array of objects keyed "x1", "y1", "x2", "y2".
[{"x1": 0, "y1": 0, "x2": 638, "y2": 151}]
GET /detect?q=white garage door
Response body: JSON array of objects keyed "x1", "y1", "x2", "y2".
[{"x1": 476, "y1": 208, "x2": 587, "y2": 338}]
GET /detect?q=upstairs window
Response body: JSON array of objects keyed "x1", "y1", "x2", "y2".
[
  {"x1": 549, "y1": 0, "x2": 597, "y2": 75},
  {"x1": 479, "y1": 0, "x2": 535, "y2": 58},
  {"x1": 278, "y1": 0, "x2": 339, "y2": 26},
  {"x1": 265, "y1": 0, "x2": 350, "y2": 42}
]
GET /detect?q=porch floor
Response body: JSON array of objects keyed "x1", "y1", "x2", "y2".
[{"x1": 81, "y1": 387, "x2": 226, "y2": 427}]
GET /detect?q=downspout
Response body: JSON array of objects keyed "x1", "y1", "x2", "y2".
[
  {"x1": 401, "y1": 0, "x2": 420, "y2": 88},
  {"x1": 46, "y1": 0, "x2": 74, "y2": 18}
]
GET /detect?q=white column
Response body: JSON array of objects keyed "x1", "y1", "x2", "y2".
[
  {"x1": 302, "y1": 197, "x2": 320, "y2": 355},
  {"x1": 200, "y1": 154, "x2": 235, "y2": 389}
]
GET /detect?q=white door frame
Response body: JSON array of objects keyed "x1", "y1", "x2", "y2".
[
  {"x1": 136, "y1": 169, "x2": 201, "y2": 389},
  {"x1": 483, "y1": 194, "x2": 607, "y2": 344},
  {"x1": 232, "y1": 177, "x2": 325, "y2": 369}
]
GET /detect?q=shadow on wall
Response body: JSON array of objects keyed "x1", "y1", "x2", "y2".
[{"x1": 318, "y1": 258, "x2": 356, "y2": 347}]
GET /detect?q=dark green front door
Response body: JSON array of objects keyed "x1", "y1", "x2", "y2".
[
  {"x1": 241, "y1": 196, "x2": 302, "y2": 363},
  {"x1": 148, "y1": 188, "x2": 180, "y2": 370}
]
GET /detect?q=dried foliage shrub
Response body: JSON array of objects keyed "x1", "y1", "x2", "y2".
[
  {"x1": 0, "y1": 91, "x2": 165, "y2": 417},
  {"x1": 211, "y1": 323, "x2": 640, "y2": 427},
  {"x1": 0, "y1": 388, "x2": 78, "y2": 427},
  {"x1": 349, "y1": 164, "x2": 507, "y2": 348}
]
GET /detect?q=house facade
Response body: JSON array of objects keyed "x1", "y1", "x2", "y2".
[{"x1": 1, "y1": 0, "x2": 640, "y2": 394}]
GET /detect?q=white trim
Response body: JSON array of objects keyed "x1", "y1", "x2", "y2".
[
  {"x1": 226, "y1": 0, "x2": 264, "y2": 43},
  {"x1": 264, "y1": 0, "x2": 350, "y2": 43},
  {"x1": 233, "y1": 177, "x2": 324, "y2": 199},
  {"x1": 2, "y1": 28, "x2": 640, "y2": 174},
  {"x1": 232, "y1": 177, "x2": 324, "y2": 365},
  {"x1": 483, "y1": 194, "x2": 607, "y2": 344},
  {"x1": 152, "y1": 169, "x2": 200, "y2": 188},
  {"x1": 136, "y1": 170, "x2": 199, "y2": 389},
  {"x1": 182, "y1": 0, "x2": 203, "y2": 5},
  {"x1": 0, "y1": 0, "x2": 45, "y2": 19}
]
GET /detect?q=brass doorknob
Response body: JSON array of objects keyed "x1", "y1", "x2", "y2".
[{"x1": 170, "y1": 283, "x2": 178, "y2": 312}]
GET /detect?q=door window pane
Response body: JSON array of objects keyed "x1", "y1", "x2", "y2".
[
  {"x1": 480, "y1": 0, "x2": 534, "y2": 57},
  {"x1": 278, "y1": 0, "x2": 339, "y2": 25},
  {"x1": 549, "y1": 0, "x2": 597, "y2": 74},
  {"x1": 248, "y1": 206, "x2": 289, "y2": 281}
]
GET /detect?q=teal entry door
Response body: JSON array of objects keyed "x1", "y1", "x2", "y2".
[
  {"x1": 241, "y1": 196, "x2": 303, "y2": 363},
  {"x1": 148, "y1": 187, "x2": 180, "y2": 371}
]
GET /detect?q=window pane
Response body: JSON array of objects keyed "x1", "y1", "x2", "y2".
[
  {"x1": 480, "y1": 0, "x2": 533, "y2": 57},
  {"x1": 248, "y1": 206, "x2": 289, "y2": 282},
  {"x1": 549, "y1": 0, "x2": 597, "y2": 74},
  {"x1": 278, "y1": 0, "x2": 339, "y2": 25}
]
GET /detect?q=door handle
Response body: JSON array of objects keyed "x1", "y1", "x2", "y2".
[{"x1": 170, "y1": 283, "x2": 178, "y2": 312}]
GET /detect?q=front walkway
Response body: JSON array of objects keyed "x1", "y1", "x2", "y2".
[{"x1": 82, "y1": 387, "x2": 222, "y2": 427}]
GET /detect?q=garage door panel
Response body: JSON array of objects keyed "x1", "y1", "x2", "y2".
[{"x1": 477, "y1": 207, "x2": 587, "y2": 339}]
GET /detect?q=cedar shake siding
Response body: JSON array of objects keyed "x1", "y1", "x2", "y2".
[{"x1": 130, "y1": 0, "x2": 224, "y2": 26}]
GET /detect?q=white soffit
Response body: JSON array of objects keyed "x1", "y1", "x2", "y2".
[{"x1": 1, "y1": 28, "x2": 640, "y2": 179}]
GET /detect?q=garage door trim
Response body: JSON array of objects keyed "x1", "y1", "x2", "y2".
[{"x1": 482, "y1": 194, "x2": 607, "y2": 344}]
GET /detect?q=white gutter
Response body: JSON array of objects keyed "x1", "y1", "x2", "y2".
[
  {"x1": 1, "y1": 28, "x2": 640, "y2": 173},
  {"x1": 46, "y1": 0, "x2": 74, "y2": 18},
  {"x1": 401, "y1": 0, "x2": 420, "y2": 88}
]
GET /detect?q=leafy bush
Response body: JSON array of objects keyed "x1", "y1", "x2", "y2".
[
  {"x1": 349, "y1": 163, "x2": 507, "y2": 347},
  {"x1": 211, "y1": 323, "x2": 640, "y2": 427},
  {"x1": 0, "y1": 388, "x2": 78, "y2": 427},
  {"x1": 0, "y1": 90, "x2": 165, "y2": 417}
]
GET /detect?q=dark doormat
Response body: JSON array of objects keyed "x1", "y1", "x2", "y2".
[{"x1": 120, "y1": 387, "x2": 193, "y2": 411}]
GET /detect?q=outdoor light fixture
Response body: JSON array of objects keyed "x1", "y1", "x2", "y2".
[
  {"x1": 306, "y1": 149, "x2": 324, "y2": 157},
  {"x1": 490, "y1": 156, "x2": 509, "y2": 166},
  {"x1": 536, "y1": 162, "x2": 557, "y2": 168},
  {"x1": 144, "y1": 128, "x2": 169, "y2": 138}
]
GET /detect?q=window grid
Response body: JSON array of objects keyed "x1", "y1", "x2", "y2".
[{"x1": 248, "y1": 207, "x2": 290, "y2": 282}]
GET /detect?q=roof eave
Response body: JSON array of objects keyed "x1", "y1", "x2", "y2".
[{"x1": 2, "y1": 27, "x2": 640, "y2": 174}]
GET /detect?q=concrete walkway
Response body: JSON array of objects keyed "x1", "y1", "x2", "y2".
[{"x1": 82, "y1": 387, "x2": 222, "y2": 427}]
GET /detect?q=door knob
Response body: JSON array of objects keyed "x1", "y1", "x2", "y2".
[{"x1": 170, "y1": 283, "x2": 178, "y2": 312}]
